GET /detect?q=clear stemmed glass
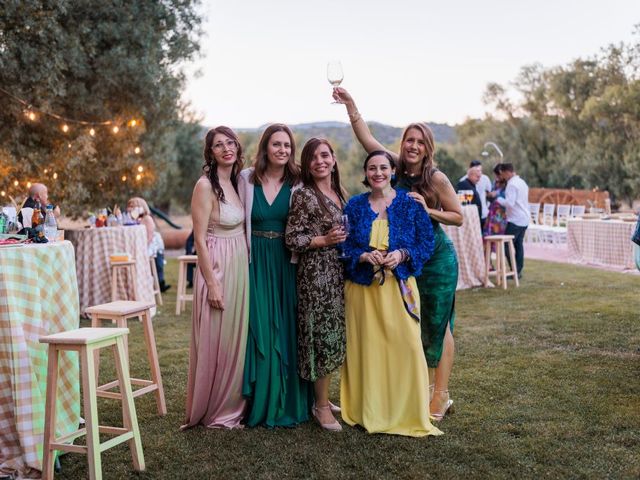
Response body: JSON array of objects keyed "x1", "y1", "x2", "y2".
[
  {"x1": 337, "y1": 214, "x2": 350, "y2": 259},
  {"x1": 327, "y1": 61, "x2": 344, "y2": 104}
]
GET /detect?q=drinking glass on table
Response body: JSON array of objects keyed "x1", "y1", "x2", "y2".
[
  {"x1": 337, "y1": 214, "x2": 350, "y2": 259},
  {"x1": 327, "y1": 61, "x2": 344, "y2": 104}
]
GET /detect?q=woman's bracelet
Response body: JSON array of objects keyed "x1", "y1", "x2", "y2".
[
  {"x1": 399, "y1": 248, "x2": 410, "y2": 263},
  {"x1": 348, "y1": 109, "x2": 361, "y2": 123}
]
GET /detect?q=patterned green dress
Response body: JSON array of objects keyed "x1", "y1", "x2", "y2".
[
  {"x1": 285, "y1": 187, "x2": 346, "y2": 381},
  {"x1": 398, "y1": 176, "x2": 458, "y2": 368},
  {"x1": 242, "y1": 184, "x2": 312, "y2": 427}
]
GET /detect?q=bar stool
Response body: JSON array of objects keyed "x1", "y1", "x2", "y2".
[
  {"x1": 110, "y1": 259, "x2": 138, "y2": 302},
  {"x1": 86, "y1": 300, "x2": 166, "y2": 416},
  {"x1": 483, "y1": 234, "x2": 520, "y2": 290},
  {"x1": 40, "y1": 327, "x2": 145, "y2": 480},
  {"x1": 176, "y1": 255, "x2": 198, "y2": 315},
  {"x1": 149, "y1": 256, "x2": 163, "y2": 305}
]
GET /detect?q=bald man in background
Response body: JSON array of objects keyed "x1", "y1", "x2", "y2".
[{"x1": 17, "y1": 183, "x2": 60, "y2": 224}]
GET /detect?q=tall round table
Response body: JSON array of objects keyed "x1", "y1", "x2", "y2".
[
  {"x1": 65, "y1": 225, "x2": 156, "y2": 315},
  {"x1": 0, "y1": 241, "x2": 81, "y2": 478}
]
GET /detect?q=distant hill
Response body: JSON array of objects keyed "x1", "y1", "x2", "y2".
[{"x1": 233, "y1": 121, "x2": 456, "y2": 151}]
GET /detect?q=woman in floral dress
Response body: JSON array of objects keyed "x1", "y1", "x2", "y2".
[{"x1": 285, "y1": 138, "x2": 347, "y2": 431}]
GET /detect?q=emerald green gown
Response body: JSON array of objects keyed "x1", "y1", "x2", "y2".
[
  {"x1": 398, "y1": 177, "x2": 458, "y2": 368},
  {"x1": 242, "y1": 184, "x2": 312, "y2": 427}
]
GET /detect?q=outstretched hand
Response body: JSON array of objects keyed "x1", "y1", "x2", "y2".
[{"x1": 332, "y1": 87, "x2": 353, "y2": 105}]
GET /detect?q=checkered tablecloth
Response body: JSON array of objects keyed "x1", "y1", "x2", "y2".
[
  {"x1": 65, "y1": 225, "x2": 156, "y2": 315},
  {"x1": 567, "y1": 218, "x2": 636, "y2": 269},
  {"x1": 442, "y1": 205, "x2": 486, "y2": 290},
  {"x1": 0, "y1": 241, "x2": 80, "y2": 476}
]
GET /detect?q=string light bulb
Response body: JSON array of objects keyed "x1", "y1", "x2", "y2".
[
  {"x1": 89, "y1": 128, "x2": 96, "y2": 136},
  {"x1": 53, "y1": 172, "x2": 58, "y2": 180},
  {"x1": 134, "y1": 146, "x2": 141, "y2": 155},
  {"x1": 121, "y1": 175, "x2": 127, "y2": 182},
  {"x1": 26, "y1": 182, "x2": 32, "y2": 188},
  {"x1": 135, "y1": 174, "x2": 142, "y2": 181},
  {"x1": 13, "y1": 180, "x2": 19, "y2": 187},
  {"x1": 44, "y1": 169, "x2": 48, "y2": 174},
  {"x1": 112, "y1": 126, "x2": 119, "y2": 134},
  {"x1": 28, "y1": 111, "x2": 36, "y2": 121},
  {"x1": 62, "y1": 124, "x2": 69, "y2": 133},
  {"x1": 1, "y1": 191, "x2": 5, "y2": 197},
  {"x1": 129, "y1": 119, "x2": 137, "y2": 127},
  {"x1": 137, "y1": 165, "x2": 144, "y2": 173}
]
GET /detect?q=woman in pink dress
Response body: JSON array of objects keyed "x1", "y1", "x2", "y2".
[{"x1": 182, "y1": 126, "x2": 249, "y2": 429}]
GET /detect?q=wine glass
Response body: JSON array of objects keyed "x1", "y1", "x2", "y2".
[
  {"x1": 327, "y1": 61, "x2": 344, "y2": 104},
  {"x1": 337, "y1": 214, "x2": 350, "y2": 259}
]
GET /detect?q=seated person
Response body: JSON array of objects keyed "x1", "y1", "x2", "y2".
[
  {"x1": 127, "y1": 197, "x2": 171, "y2": 293},
  {"x1": 17, "y1": 183, "x2": 60, "y2": 225}
]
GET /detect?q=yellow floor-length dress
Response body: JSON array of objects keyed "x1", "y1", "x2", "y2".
[{"x1": 340, "y1": 219, "x2": 443, "y2": 437}]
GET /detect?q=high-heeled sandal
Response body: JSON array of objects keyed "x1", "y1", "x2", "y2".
[
  {"x1": 430, "y1": 390, "x2": 454, "y2": 422},
  {"x1": 312, "y1": 405, "x2": 342, "y2": 432}
]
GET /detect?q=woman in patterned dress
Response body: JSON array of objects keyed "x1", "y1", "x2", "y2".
[
  {"x1": 285, "y1": 138, "x2": 347, "y2": 431},
  {"x1": 333, "y1": 87, "x2": 463, "y2": 421}
]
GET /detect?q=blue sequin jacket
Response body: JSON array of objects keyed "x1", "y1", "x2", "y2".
[{"x1": 342, "y1": 189, "x2": 435, "y2": 285}]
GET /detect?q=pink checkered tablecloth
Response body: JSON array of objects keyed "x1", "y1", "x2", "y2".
[
  {"x1": 567, "y1": 218, "x2": 636, "y2": 269},
  {"x1": 0, "y1": 241, "x2": 80, "y2": 478},
  {"x1": 65, "y1": 225, "x2": 156, "y2": 315},
  {"x1": 442, "y1": 205, "x2": 486, "y2": 290}
]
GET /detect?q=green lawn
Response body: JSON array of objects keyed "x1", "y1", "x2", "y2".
[{"x1": 59, "y1": 259, "x2": 640, "y2": 479}]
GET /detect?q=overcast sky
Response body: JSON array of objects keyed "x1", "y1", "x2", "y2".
[{"x1": 182, "y1": 0, "x2": 639, "y2": 128}]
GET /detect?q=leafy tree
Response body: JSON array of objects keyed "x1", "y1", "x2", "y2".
[{"x1": 0, "y1": 0, "x2": 202, "y2": 215}]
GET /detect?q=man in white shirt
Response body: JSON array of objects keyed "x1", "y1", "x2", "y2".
[{"x1": 496, "y1": 163, "x2": 529, "y2": 278}]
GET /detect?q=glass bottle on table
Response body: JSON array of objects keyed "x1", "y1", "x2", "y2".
[
  {"x1": 44, "y1": 205, "x2": 58, "y2": 242},
  {"x1": 32, "y1": 201, "x2": 44, "y2": 227}
]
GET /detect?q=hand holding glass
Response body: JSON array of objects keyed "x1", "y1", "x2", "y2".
[
  {"x1": 337, "y1": 214, "x2": 350, "y2": 259},
  {"x1": 327, "y1": 61, "x2": 344, "y2": 104}
]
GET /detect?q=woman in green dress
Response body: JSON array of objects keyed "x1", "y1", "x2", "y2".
[
  {"x1": 239, "y1": 124, "x2": 312, "y2": 427},
  {"x1": 333, "y1": 88, "x2": 463, "y2": 421},
  {"x1": 285, "y1": 138, "x2": 347, "y2": 432}
]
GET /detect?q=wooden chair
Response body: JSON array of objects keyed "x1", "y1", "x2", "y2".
[
  {"x1": 110, "y1": 259, "x2": 137, "y2": 302},
  {"x1": 149, "y1": 256, "x2": 163, "y2": 305},
  {"x1": 40, "y1": 327, "x2": 145, "y2": 480},
  {"x1": 176, "y1": 255, "x2": 198, "y2": 315},
  {"x1": 85, "y1": 301, "x2": 166, "y2": 416},
  {"x1": 484, "y1": 235, "x2": 520, "y2": 290}
]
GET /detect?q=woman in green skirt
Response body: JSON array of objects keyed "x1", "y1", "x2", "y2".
[
  {"x1": 333, "y1": 88, "x2": 463, "y2": 421},
  {"x1": 239, "y1": 124, "x2": 312, "y2": 427}
]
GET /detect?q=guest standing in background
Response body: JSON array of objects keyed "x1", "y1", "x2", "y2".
[
  {"x1": 127, "y1": 197, "x2": 170, "y2": 292},
  {"x1": 484, "y1": 164, "x2": 508, "y2": 237},
  {"x1": 456, "y1": 166, "x2": 483, "y2": 233},
  {"x1": 340, "y1": 150, "x2": 441, "y2": 437},
  {"x1": 496, "y1": 163, "x2": 529, "y2": 278},
  {"x1": 182, "y1": 126, "x2": 249, "y2": 429},
  {"x1": 285, "y1": 138, "x2": 347, "y2": 432},
  {"x1": 333, "y1": 87, "x2": 462, "y2": 421},
  {"x1": 240, "y1": 124, "x2": 312, "y2": 427}
]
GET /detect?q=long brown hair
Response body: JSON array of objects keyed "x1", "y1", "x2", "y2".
[
  {"x1": 300, "y1": 138, "x2": 347, "y2": 216},
  {"x1": 397, "y1": 122, "x2": 438, "y2": 207},
  {"x1": 203, "y1": 126, "x2": 244, "y2": 201},
  {"x1": 251, "y1": 123, "x2": 300, "y2": 185}
]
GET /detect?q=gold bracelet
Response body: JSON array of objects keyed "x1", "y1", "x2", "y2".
[{"x1": 348, "y1": 110, "x2": 361, "y2": 123}]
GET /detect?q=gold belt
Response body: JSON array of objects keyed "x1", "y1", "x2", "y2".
[{"x1": 252, "y1": 230, "x2": 283, "y2": 239}]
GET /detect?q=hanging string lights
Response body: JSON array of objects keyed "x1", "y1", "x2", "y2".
[{"x1": 0, "y1": 86, "x2": 149, "y2": 196}]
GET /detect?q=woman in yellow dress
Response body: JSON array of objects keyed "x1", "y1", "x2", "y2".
[{"x1": 340, "y1": 150, "x2": 442, "y2": 437}]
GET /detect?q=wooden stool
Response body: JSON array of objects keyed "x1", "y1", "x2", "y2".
[
  {"x1": 40, "y1": 327, "x2": 144, "y2": 480},
  {"x1": 86, "y1": 301, "x2": 166, "y2": 416},
  {"x1": 176, "y1": 255, "x2": 198, "y2": 315},
  {"x1": 483, "y1": 235, "x2": 520, "y2": 290},
  {"x1": 110, "y1": 259, "x2": 138, "y2": 302},
  {"x1": 149, "y1": 256, "x2": 163, "y2": 305}
]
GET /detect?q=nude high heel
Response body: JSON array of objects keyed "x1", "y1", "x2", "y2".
[
  {"x1": 431, "y1": 390, "x2": 454, "y2": 422},
  {"x1": 312, "y1": 405, "x2": 342, "y2": 432}
]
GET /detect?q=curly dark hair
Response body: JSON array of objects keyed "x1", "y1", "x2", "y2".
[{"x1": 203, "y1": 126, "x2": 244, "y2": 201}]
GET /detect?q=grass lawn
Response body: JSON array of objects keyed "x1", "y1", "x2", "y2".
[{"x1": 59, "y1": 259, "x2": 640, "y2": 479}]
